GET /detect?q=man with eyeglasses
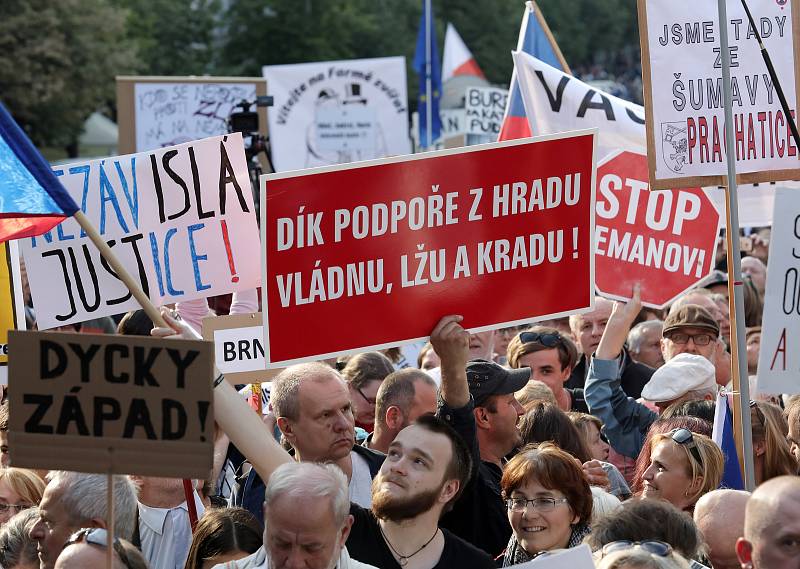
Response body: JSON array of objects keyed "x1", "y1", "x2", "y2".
[
  {"x1": 736, "y1": 476, "x2": 800, "y2": 569},
  {"x1": 585, "y1": 285, "x2": 722, "y2": 458}
]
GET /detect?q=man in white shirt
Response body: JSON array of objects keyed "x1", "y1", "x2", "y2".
[{"x1": 134, "y1": 477, "x2": 205, "y2": 569}]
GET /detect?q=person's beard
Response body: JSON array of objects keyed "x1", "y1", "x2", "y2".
[{"x1": 371, "y1": 474, "x2": 442, "y2": 522}]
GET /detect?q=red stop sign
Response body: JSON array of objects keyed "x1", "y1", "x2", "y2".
[{"x1": 595, "y1": 151, "x2": 719, "y2": 308}]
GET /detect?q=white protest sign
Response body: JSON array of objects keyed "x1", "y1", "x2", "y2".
[
  {"x1": 757, "y1": 188, "x2": 800, "y2": 394},
  {"x1": 465, "y1": 86, "x2": 509, "y2": 136},
  {"x1": 21, "y1": 134, "x2": 260, "y2": 330},
  {"x1": 512, "y1": 50, "x2": 647, "y2": 159},
  {"x1": 264, "y1": 57, "x2": 411, "y2": 171},
  {"x1": 511, "y1": 544, "x2": 595, "y2": 569},
  {"x1": 133, "y1": 82, "x2": 258, "y2": 152},
  {"x1": 638, "y1": 0, "x2": 800, "y2": 189}
]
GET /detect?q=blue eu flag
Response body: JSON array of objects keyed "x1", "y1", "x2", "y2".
[{"x1": 413, "y1": 0, "x2": 442, "y2": 148}]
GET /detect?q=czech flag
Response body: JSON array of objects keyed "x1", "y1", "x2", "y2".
[
  {"x1": 498, "y1": 1, "x2": 570, "y2": 141},
  {"x1": 442, "y1": 23, "x2": 485, "y2": 82},
  {"x1": 0, "y1": 102, "x2": 79, "y2": 242}
]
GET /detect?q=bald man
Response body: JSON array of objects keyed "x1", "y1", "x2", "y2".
[
  {"x1": 694, "y1": 489, "x2": 750, "y2": 569},
  {"x1": 736, "y1": 476, "x2": 800, "y2": 569}
]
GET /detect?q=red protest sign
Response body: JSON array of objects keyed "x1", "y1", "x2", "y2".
[
  {"x1": 261, "y1": 131, "x2": 597, "y2": 365},
  {"x1": 595, "y1": 151, "x2": 719, "y2": 308}
]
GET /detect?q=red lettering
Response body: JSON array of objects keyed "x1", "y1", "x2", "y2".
[
  {"x1": 735, "y1": 113, "x2": 746, "y2": 160},
  {"x1": 747, "y1": 113, "x2": 757, "y2": 160},
  {"x1": 711, "y1": 116, "x2": 722, "y2": 162},
  {"x1": 770, "y1": 328, "x2": 787, "y2": 371},
  {"x1": 699, "y1": 117, "x2": 709, "y2": 163},
  {"x1": 789, "y1": 110, "x2": 797, "y2": 157},
  {"x1": 757, "y1": 112, "x2": 767, "y2": 158},
  {"x1": 687, "y1": 118, "x2": 696, "y2": 164},
  {"x1": 776, "y1": 110, "x2": 785, "y2": 157}
]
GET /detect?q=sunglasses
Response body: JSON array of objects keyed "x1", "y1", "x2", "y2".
[
  {"x1": 64, "y1": 528, "x2": 132, "y2": 568},
  {"x1": 750, "y1": 400, "x2": 766, "y2": 429},
  {"x1": 601, "y1": 541, "x2": 674, "y2": 558},
  {"x1": 670, "y1": 428, "x2": 703, "y2": 466},
  {"x1": 519, "y1": 331, "x2": 564, "y2": 348}
]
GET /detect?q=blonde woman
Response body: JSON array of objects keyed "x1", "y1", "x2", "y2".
[{"x1": 0, "y1": 469, "x2": 44, "y2": 527}]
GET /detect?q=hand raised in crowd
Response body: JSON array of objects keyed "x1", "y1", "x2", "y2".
[
  {"x1": 151, "y1": 308, "x2": 203, "y2": 341},
  {"x1": 582, "y1": 459, "x2": 611, "y2": 489},
  {"x1": 595, "y1": 283, "x2": 642, "y2": 361},
  {"x1": 430, "y1": 314, "x2": 471, "y2": 408}
]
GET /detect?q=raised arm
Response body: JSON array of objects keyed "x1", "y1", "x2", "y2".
[
  {"x1": 430, "y1": 315, "x2": 470, "y2": 408},
  {"x1": 152, "y1": 309, "x2": 293, "y2": 482}
]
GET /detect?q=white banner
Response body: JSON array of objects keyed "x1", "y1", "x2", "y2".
[
  {"x1": 640, "y1": 0, "x2": 800, "y2": 188},
  {"x1": 757, "y1": 188, "x2": 800, "y2": 394},
  {"x1": 264, "y1": 57, "x2": 411, "y2": 171},
  {"x1": 213, "y1": 324, "x2": 266, "y2": 375},
  {"x1": 512, "y1": 51, "x2": 647, "y2": 159},
  {"x1": 465, "y1": 86, "x2": 508, "y2": 136},
  {"x1": 134, "y1": 83, "x2": 257, "y2": 152},
  {"x1": 22, "y1": 134, "x2": 261, "y2": 330}
]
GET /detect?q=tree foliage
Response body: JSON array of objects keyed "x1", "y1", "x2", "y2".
[{"x1": 0, "y1": 0, "x2": 138, "y2": 150}]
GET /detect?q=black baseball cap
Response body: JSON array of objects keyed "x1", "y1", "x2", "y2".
[{"x1": 466, "y1": 360, "x2": 531, "y2": 408}]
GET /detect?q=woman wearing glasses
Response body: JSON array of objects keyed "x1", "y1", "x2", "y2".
[
  {"x1": 640, "y1": 429, "x2": 723, "y2": 512},
  {"x1": 0, "y1": 469, "x2": 44, "y2": 527},
  {"x1": 499, "y1": 443, "x2": 593, "y2": 566}
]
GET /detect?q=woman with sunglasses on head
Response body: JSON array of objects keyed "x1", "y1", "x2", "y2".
[
  {"x1": 640, "y1": 429, "x2": 723, "y2": 513},
  {"x1": 749, "y1": 400, "x2": 797, "y2": 485},
  {"x1": 506, "y1": 326, "x2": 588, "y2": 413},
  {"x1": 499, "y1": 443, "x2": 593, "y2": 566},
  {"x1": 597, "y1": 542, "x2": 691, "y2": 569},
  {"x1": 0, "y1": 469, "x2": 44, "y2": 527}
]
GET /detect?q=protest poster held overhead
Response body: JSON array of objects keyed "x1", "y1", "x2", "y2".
[
  {"x1": 202, "y1": 312, "x2": 280, "y2": 384},
  {"x1": 21, "y1": 133, "x2": 261, "y2": 330},
  {"x1": 261, "y1": 130, "x2": 597, "y2": 366},
  {"x1": 512, "y1": 51, "x2": 646, "y2": 158},
  {"x1": 263, "y1": 57, "x2": 412, "y2": 171},
  {"x1": 116, "y1": 77, "x2": 267, "y2": 154},
  {"x1": 8, "y1": 331, "x2": 214, "y2": 478},
  {"x1": 595, "y1": 151, "x2": 719, "y2": 308},
  {"x1": 465, "y1": 86, "x2": 509, "y2": 137},
  {"x1": 757, "y1": 188, "x2": 800, "y2": 394},
  {"x1": 637, "y1": 0, "x2": 800, "y2": 189}
]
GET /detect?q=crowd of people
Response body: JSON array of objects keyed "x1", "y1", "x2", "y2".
[{"x1": 1, "y1": 236, "x2": 797, "y2": 569}]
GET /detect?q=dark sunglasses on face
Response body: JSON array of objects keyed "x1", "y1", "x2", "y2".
[
  {"x1": 601, "y1": 541, "x2": 674, "y2": 558},
  {"x1": 670, "y1": 428, "x2": 703, "y2": 466},
  {"x1": 519, "y1": 331, "x2": 564, "y2": 348}
]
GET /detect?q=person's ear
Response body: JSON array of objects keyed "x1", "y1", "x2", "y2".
[
  {"x1": 473, "y1": 407, "x2": 492, "y2": 430},
  {"x1": 338, "y1": 514, "x2": 354, "y2": 547},
  {"x1": 385, "y1": 406, "x2": 403, "y2": 430},
  {"x1": 754, "y1": 438, "x2": 767, "y2": 457},
  {"x1": 736, "y1": 538, "x2": 754, "y2": 568},
  {"x1": 277, "y1": 417, "x2": 295, "y2": 444},
  {"x1": 439, "y1": 479, "x2": 460, "y2": 504},
  {"x1": 686, "y1": 474, "x2": 704, "y2": 498}
]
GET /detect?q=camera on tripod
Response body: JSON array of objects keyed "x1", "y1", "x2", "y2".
[
  {"x1": 227, "y1": 96, "x2": 274, "y2": 220},
  {"x1": 228, "y1": 96, "x2": 273, "y2": 136}
]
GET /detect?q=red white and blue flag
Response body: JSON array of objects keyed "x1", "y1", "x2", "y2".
[
  {"x1": 442, "y1": 23, "x2": 485, "y2": 82},
  {"x1": 0, "y1": 102, "x2": 79, "y2": 242},
  {"x1": 712, "y1": 393, "x2": 745, "y2": 490},
  {"x1": 498, "y1": 1, "x2": 569, "y2": 141}
]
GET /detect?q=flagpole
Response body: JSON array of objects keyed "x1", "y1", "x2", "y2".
[
  {"x1": 425, "y1": 0, "x2": 433, "y2": 149},
  {"x1": 716, "y1": 0, "x2": 755, "y2": 490}
]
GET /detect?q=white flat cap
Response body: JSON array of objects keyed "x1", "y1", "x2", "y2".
[{"x1": 641, "y1": 353, "x2": 716, "y2": 403}]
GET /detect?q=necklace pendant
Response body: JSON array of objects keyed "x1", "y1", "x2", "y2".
[{"x1": 399, "y1": 557, "x2": 408, "y2": 566}]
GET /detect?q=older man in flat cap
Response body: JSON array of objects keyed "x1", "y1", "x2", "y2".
[{"x1": 585, "y1": 285, "x2": 721, "y2": 458}]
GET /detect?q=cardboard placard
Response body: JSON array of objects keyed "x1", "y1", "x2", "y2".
[
  {"x1": 757, "y1": 187, "x2": 800, "y2": 394},
  {"x1": 0, "y1": 242, "x2": 26, "y2": 385},
  {"x1": 202, "y1": 312, "x2": 282, "y2": 384},
  {"x1": 20, "y1": 134, "x2": 261, "y2": 330},
  {"x1": 8, "y1": 331, "x2": 213, "y2": 477},
  {"x1": 595, "y1": 151, "x2": 719, "y2": 308},
  {"x1": 116, "y1": 76, "x2": 268, "y2": 154},
  {"x1": 262, "y1": 130, "x2": 597, "y2": 366},
  {"x1": 512, "y1": 544, "x2": 595, "y2": 569},
  {"x1": 637, "y1": 0, "x2": 800, "y2": 189},
  {"x1": 263, "y1": 57, "x2": 412, "y2": 171}
]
